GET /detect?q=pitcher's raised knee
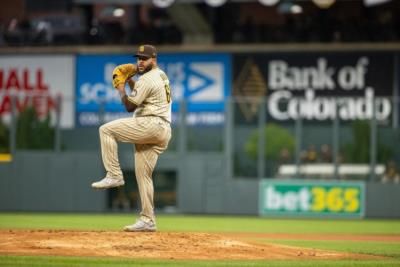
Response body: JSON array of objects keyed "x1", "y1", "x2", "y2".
[{"x1": 99, "y1": 124, "x2": 111, "y2": 136}]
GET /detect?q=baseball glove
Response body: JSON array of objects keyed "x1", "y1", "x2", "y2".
[{"x1": 112, "y1": 64, "x2": 137, "y2": 88}]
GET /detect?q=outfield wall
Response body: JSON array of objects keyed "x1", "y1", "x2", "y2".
[
  {"x1": 0, "y1": 152, "x2": 105, "y2": 212},
  {"x1": 1, "y1": 151, "x2": 399, "y2": 218}
]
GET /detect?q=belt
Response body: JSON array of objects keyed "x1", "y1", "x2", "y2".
[{"x1": 137, "y1": 115, "x2": 170, "y2": 124}]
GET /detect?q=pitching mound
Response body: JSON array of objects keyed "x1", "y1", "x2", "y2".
[{"x1": 0, "y1": 230, "x2": 380, "y2": 260}]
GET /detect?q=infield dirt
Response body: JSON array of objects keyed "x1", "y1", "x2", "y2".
[{"x1": 0, "y1": 230, "x2": 388, "y2": 260}]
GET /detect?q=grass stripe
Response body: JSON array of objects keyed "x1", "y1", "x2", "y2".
[
  {"x1": 0, "y1": 256, "x2": 400, "y2": 267},
  {"x1": 256, "y1": 239, "x2": 400, "y2": 259},
  {"x1": 0, "y1": 213, "x2": 400, "y2": 234}
]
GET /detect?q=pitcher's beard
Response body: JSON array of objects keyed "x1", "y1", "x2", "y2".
[{"x1": 138, "y1": 63, "x2": 154, "y2": 75}]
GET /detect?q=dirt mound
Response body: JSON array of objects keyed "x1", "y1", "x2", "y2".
[
  {"x1": 229, "y1": 233, "x2": 400, "y2": 242},
  {"x1": 0, "y1": 230, "x2": 380, "y2": 260}
]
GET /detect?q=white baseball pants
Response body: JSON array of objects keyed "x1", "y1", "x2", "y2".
[{"x1": 99, "y1": 116, "x2": 171, "y2": 222}]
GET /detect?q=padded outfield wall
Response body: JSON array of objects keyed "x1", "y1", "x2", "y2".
[{"x1": 0, "y1": 151, "x2": 400, "y2": 218}]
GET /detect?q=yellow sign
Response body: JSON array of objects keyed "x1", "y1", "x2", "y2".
[
  {"x1": 311, "y1": 187, "x2": 359, "y2": 213},
  {"x1": 0, "y1": 153, "x2": 12, "y2": 162}
]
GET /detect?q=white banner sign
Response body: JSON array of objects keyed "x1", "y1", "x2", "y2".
[{"x1": 0, "y1": 55, "x2": 74, "y2": 128}]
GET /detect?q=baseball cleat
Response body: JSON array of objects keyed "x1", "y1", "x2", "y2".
[
  {"x1": 123, "y1": 219, "x2": 156, "y2": 232},
  {"x1": 91, "y1": 177, "x2": 124, "y2": 189}
]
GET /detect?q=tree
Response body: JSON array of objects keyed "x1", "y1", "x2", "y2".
[
  {"x1": 0, "y1": 119, "x2": 9, "y2": 153},
  {"x1": 245, "y1": 123, "x2": 295, "y2": 161},
  {"x1": 16, "y1": 107, "x2": 55, "y2": 150},
  {"x1": 342, "y1": 120, "x2": 392, "y2": 163}
]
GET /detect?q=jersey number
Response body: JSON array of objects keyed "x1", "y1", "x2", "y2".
[{"x1": 164, "y1": 84, "x2": 171, "y2": 103}]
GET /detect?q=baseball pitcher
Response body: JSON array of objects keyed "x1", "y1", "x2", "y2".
[{"x1": 91, "y1": 44, "x2": 172, "y2": 232}]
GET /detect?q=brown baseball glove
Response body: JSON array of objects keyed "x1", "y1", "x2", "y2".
[{"x1": 112, "y1": 64, "x2": 137, "y2": 88}]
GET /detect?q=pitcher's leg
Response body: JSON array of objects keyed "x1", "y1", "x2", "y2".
[
  {"x1": 94, "y1": 117, "x2": 162, "y2": 190},
  {"x1": 134, "y1": 144, "x2": 159, "y2": 222},
  {"x1": 99, "y1": 123, "x2": 124, "y2": 179}
]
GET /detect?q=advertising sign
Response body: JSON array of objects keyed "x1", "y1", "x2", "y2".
[
  {"x1": 234, "y1": 52, "x2": 394, "y2": 123},
  {"x1": 0, "y1": 55, "x2": 75, "y2": 128},
  {"x1": 76, "y1": 53, "x2": 231, "y2": 126},
  {"x1": 259, "y1": 180, "x2": 365, "y2": 218}
]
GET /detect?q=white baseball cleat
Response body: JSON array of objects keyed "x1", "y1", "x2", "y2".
[
  {"x1": 123, "y1": 219, "x2": 156, "y2": 232},
  {"x1": 91, "y1": 177, "x2": 124, "y2": 189}
]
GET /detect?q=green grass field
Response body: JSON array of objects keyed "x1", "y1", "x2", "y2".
[{"x1": 0, "y1": 213, "x2": 400, "y2": 267}]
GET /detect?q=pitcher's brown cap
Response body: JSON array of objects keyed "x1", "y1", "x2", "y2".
[{"x1": 134, "y1": 44, "x2": 157, "y2": 59}]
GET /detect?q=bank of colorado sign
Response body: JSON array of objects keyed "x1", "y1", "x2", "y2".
[{"x1": 234, "y1": 52, "x2": 394, "y2": 122}]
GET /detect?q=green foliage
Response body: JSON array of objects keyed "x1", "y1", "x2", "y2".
[
  {"x1": 245, "y1": 123, "x2": 295, "y2": 160},
  {"x1": 0, "y1": 118, "x2": 9, "y2": 153},
  {"x1": 342, "y1": 120, "x2": 392, "y2": 163},
  {"x1": 16, "y1": 107, "x2": 54, "y2": 150}
]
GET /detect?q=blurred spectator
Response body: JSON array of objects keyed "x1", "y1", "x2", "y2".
[
  {"x1": 31, "y1": 20, "x2": 53, "y2": 45},
  {"x1": 381, "y1": 160, "x2": 400, "y2": 184},
  {"x1": 0, "y1": 1, "x2": 398, "y2": 46},
  {"x1": 212, "y1": 1, "x2": 400, "y2": 44},
  {"x1": 45, "y1": 14, "x2": 86, "y2": 45},
  {"x1": 320, "y1": 144, "x2": 333, "y2": 163},
  {"x1": 4, "y1": 17, "x2": 53, "y2": 46},
  {"x1": 301, "y1": 145, "x2": 318, "y2": 163},
  {"x1": 278, "y1": 147, "x2": 291, "y2": 164},
  {"x1": 336, "y1": 152, "x2": 345, "y2": 164},
  {"x1": 2, "y1": 14, "x2": 86, "y2": 46},
  {"x1": 87, "y1": 18, "x2": 105, "y2": 44},
  {"x1": 4, "y1": 18, "x2": 25, "y2": 45}
]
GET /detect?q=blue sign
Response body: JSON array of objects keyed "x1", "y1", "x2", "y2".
[{"x1": 76, "y1": 53, "x2": 231, "y2": 126}]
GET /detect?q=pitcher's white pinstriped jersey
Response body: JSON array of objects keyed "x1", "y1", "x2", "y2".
[{"x1": 127, "y1": 68, "x2": 172, "y2": 122}]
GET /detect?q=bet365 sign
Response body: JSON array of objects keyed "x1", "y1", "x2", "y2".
[{"x1": 259, "y1": 180, "x2": 365, "y2": 217}]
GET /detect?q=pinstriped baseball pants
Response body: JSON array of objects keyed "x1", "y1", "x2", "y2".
[{"x1": 99, "y1": 116, "x2": 171, "y2": 222}]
